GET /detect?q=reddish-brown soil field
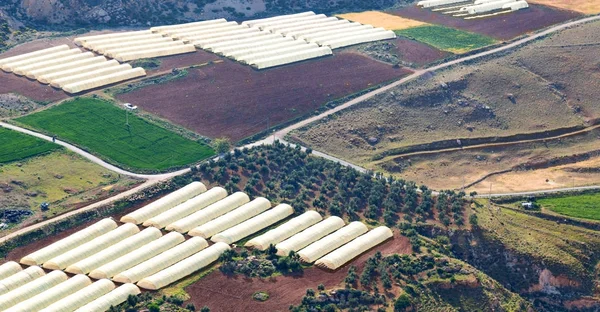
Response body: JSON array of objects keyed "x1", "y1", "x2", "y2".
[
  {"x1": 389, "y1": 4, "x2": 582, "y2": 40},
  {"x1": 185, "y1": 231, "x2": 411, "y2": 312},
  {"x1": 117, "y1": 52, "x2": 413, "y2": 141},
  {"x1": 0, "y1": 71, "x2": 69, "y2": 103},
  {"x1": 394, "y1": 37, "x2": 451, "y2": 66}
]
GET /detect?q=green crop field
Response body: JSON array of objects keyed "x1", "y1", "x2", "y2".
[
  {"x1": 395, "y1": 25, "x2": 497, "y2": 53},
  {"x1": 538, "y1": 192, "x2": 600, "y2": 221},
  {"x1": 16, "y1": 98, "x2": 215, "y2": 172},
  {"x1": 0, "y1": 127, "x2": 61, "y2": 163}
]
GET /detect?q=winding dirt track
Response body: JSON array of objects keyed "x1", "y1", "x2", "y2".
[{"x1": 2, "y1": 15, "x2": 600, "y2": 241}]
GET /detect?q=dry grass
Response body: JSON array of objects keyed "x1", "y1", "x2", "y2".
[
  {"x1": 337, "y1": 11, "x2": 427, "y2": 30},
  {"x1": 528, "y1": 0, "x2": 600, "y2": 14}
]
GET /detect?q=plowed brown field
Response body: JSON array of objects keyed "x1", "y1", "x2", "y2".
[
  {"x1": 184, "y1": 232, "x2": 411, "y2": 312},
  {"x1": 0, "y1": 71, "x2": 68, "y2": 103},
  {"x1": 394, "y1": 37, "x2": 451, "y2": 65},
  {"x1": 390, "y1": 4, "x2": 582, "y2": 40},
  {"x1": 117, "y1": 52, "x2": 413, "y2": 141}
]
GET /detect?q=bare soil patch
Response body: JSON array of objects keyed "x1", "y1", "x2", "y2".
[
  {"x1": 389, "y1": 4, "x2": 582, "y2": 40},
  {"x1": 184, "y1": 232, "x2": 411, "y2": 312},
  {"x1": 337, "y1": 11, "x2": 427, "y2": 30},
  {"x1": 529, "y1": 0, "x2": 600, "y2": 14},
  {"x1": 0, "y1": 71, "x2": 68, "y2": 103},
  {"x1": 145, "y1": 51, "x2": 221, "y2": 74},
  {"x1": 394, "y1": 37, "x2": 451, "y2": 65},
  {"x1": 117, "y1": 52, "x2": 412, "y2": 141}
]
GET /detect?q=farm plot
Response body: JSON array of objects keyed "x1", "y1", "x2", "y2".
[
  {"x1": 0, "y1": 127, "x2": 60, "y2": 163},
  {"x1": 349, "y1": 36, "x2": 451, "y2": 67},
  {"x1": 116, "y1": 53, "x2": 412, "y2": 141},
  {"x1": 337, "y1": 11, "x2": 428, "y2": 30},
  {"x1": 528, "y1": 0, "x2": 600, "y2": 14},
  {"x1": 538, "y1": 192, "x2": 600, "y2": 221},
  {"x1": 395, "y1": 25, "x2": 497, "y2": 53},
  {"x1": 390, "y1": 4, "x2": 582, "y2": 40},
  {"x1": 0, "y1": 71, "x2": 68, "y2": 103},
  {"x1": 15, "y1": 98, "x2": 215, "y2": 172}
]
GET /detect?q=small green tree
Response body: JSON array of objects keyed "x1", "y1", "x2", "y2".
[
  {"x1": 200, "y1": 306, "x2": 211, "y2": 312},
  {"x1": 469, "y1": 213, "x2": 478, "y2": 227},
  {"x1": 213, "y1": 138, "x2": 231, "y2": 154},
  {"x1": 394, "y1": 294, "x2": 411, "y2": 311}
]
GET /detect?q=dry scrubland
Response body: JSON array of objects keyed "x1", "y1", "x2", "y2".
[
  {"x1": 293, "y1": 21, "x2": 600, "y2": 189},
  {"x1": 337, "y1": 11, "x2": 428, "y2": 30},
  {"x1": 528, "y1": 0, "x2": 600, "y2": 14}
]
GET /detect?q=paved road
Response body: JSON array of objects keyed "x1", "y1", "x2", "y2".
[{"x1": 2, "y1": 15, "x2": 600, "y2": 242}]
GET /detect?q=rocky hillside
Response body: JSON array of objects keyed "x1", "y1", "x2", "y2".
[{"x1": 1, "y1": 0, "x2": 399, "y2": 28}]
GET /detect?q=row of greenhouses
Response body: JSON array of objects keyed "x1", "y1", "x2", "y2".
[
  {"x1": 417, "y1": 0, "x2": 529, "y2": 18},
  {"x1": 0, "y1": 261, "x2": 140, "y2": 312},
  {"x1": 0, "y1": 45, "x2": 146, "y2": 94}
]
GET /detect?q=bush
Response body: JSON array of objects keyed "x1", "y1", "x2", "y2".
[{"x1": 394, "y1": 294, "x2": 411, "y2": 311}]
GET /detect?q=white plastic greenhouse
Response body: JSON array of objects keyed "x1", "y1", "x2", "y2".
[
  {"x1": 105, "y1": 41, "x2": 185, "y2": 58},
  {"x1": 211, "y1": 203, "x2": 294, "y2": 244},
  {"x1": 20, "y1": 218, "x2": 117, "y2": 266},
  {"x1": 73, "y1": 283, "x2": 141, "y2": 312},
  {"x1": 62, "y1": 67, "x2": 147, "y2": 94},
  {"x1": 250, "y1": 47, "x2": 332, "y2": 69},
  {"x1": 138, "y1": 242, "x2": 231, "y2": 290},
  {"x1": 323, "y1": 31, "x2": 397, "y2": 49},
  {"x1": 74, "y1": 30, "x2": 152, "y2": 45},
  {"x1": 188, "y1": 197, "x2": 272, "y2": 238},
  {"x1": 39, "y1": 279, "x2": 116, "y2": 312},
  {"x1": 0, "y1": 270, "x2": 68, "y2": 311},
  {"x1": 276, "y1": 216, "x2": 345, "y2": 256},
  {"x1": 166, "y1": 192, "x2": 250, "y2": 233},
  {"x1": 316, "y1": 226, "x2": 393, "y2": 270},
  {"x1": 0, "y1": 261, "x2": 21, "y2": 280},
  {"x1": 37, "y1": 59, "x2": 118, "y2": 84},
  {"x1": 228, "y1": 40, "x2": 309, "y2": 61},
  {"x1": 2, "y1": 49, "x2": 81, "y2": 73},
  {"x1": 245, "y1": 210, "x2": 322, "y2": 250},
  {"x1": 89, "y1": 231, "x2": 185, "y2": 279},
  {"x1": 112, "y1": 236, "x2": 208, "y2": 284},
  {"x1": 27, "y1": 56, "x2": 108, "y2": 80},
  {"x1": 43, "y1": 223, "x2": 140, "y2": 270},
  {"x1": 239, "y1": 43, "x2": 321, "y2": 65},
  {"x1": 15, "y1": 52, "x2": 93, "y2": 76},
  {"x1": 0, "y1": 45, "x2": 69, "y2": 66},
  {"x1": 143, "y1": 187, "x2": 228, "y2": 229},
  {"x1": 66, "y1": 227, "x2": 162, "y2": 274},
  {"x1": 5, "y1": 274, "x2": 92, "y2": 312},
  {"x1": 151, "y1": 18, "x2": 227, "y2": 32},
  {"x1": 242, "y1": 12, "x2": 316, "y2": 27},
  {"x1": 297, "y1": 221, "x2": 368, "y2": 263},
  {"x1": 286, "y1": 21, "x2": 362, "y2": 40},
  {"x1": 216, "y1": 36, "x2": 296, "y2": 56},
  {"x1": 264, "y1": 16, "x2": 339, "y2": 34},
  {"x1": 0, "y1": 266, "x2": 45, "y2": 295},
  {"x1": 51, "y1": 64, "x2": 132, "y2": 88},
  {"x1": 113, "y1": 45, "x2": 196, "y2": 62},
  {"x1": 121, "y1": 181, "x2": 207, "y2": 224}
]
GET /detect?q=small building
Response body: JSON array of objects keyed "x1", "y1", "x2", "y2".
[{"x1": 521, "y1": 202, "x2": 534, "y2": 209}]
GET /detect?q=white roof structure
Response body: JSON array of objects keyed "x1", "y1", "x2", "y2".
[
  {"x1": 63, "y1": 67, "x2": 147, "y2": 94},
  {"x1": 138, "y1": 242, "x2": 230, "y2": 290},
  {"x1": 277, "y1": 19, "x2": 349, "y2": 37},
  {"x1": 211, "y1": 203, "x2": 294, "y2": 244},
  {"x1": 242, "y1": 12, "x2": 316, "y2": 27},
  {"x1": 276, "y1": 216, "x2": 345, "y2": 256},
  {"x1": 121, "y1": 181, "x2": 207, "y2": 224},
  {"x1": 37, "y1": 58, "x2": 118, "y2": 84},
  {"x1": 245, "y1": 210, "x2": 322, "y2": 250},
  {"x1": 0, "y1": 45, "x2": 69, "y2": 66},
  {"x1": 20, "y1": 218, "x2": 117, "y2": 266},
  {"x1": 166, "y1": 192, "x2": 250, "y2": 233},
  {"x1": 251, "y1": 14, "x2": 329, "y2": 31},
  {"x1": 105, "y1": 40, "x2": 185, "y2": 58},
  {"x1": 188, "y1": 197, "x2": 272, "y2": 238},
  {"x1": 43, "y1": 223, "x2": 140, "y2": 270},
  {"x1": 113, "y1": 45, "x2": 196, "y2": 62},
  {"x1": 207, "y1": 33, "x2": 286, "y2": 54},
  {"x1": 323, "y1": 31, "x2": 397, "y2": 49},
  {"x1": 263, "y1": 16, "x2": 339, "y2": 34},
  {"x1": 143, "y1": 187, "x2": 228, "y2": 229},
  {"x1": 112, "y1": 236, "x2": 208, "y2": 284},
  {"x1": 165, "y1": 22, "x2": 241, "y2": 40},
  {"x1": 503, "y1": 1, "x2": 529, "y2": 10},
  {"x1": 2, "y1": 49, "x2": 81, "y2": 73},
  {"x1": 250, "y1": 46, "x2": 332, "y2": 69},
  {"x1": 316, "y1": 226, "x2": 393, "y2": 270},
  {"x1": 459, "y1": 0, "x2": 518, "y2": 14},
  {"x1": 39, "y1": 279, "x2": 116, "y2": 312},
  {"x1": 418, "y1": 0, "x2": 469, "y2": 7},
  {"x1": 66, "y1": 227, "x2": 162, "y2": 274},
  {"x1": 74, "y1": 30, "x2": 152, "y2": 45},
  {"x1": 0, "y1": 266, "x2": 45, "y2": 295},
  {"x1": 51, "y1": 63, "x2": 131, "y2": 88},
  {"x1": 286, "y1": 21, "x2": 362, "y2": 40},
  {"x1": 15, "y1": 51, "x2": 94, "y2": 76},
  {"x1": 89, "y1": 231, "x2": 185, "y2": 279},
  {"x1": 99, "y1": 37, "x2": 177, "y2": 54},
  {"x1": 151, "y1": 18, "x2": 228, "y2": 32},
  {"x1": 297, "y1": 221, "x2": 368, "y2": 263},
  {"x1": 73, "y1": 283, "x2": 141, "y2": 312},
  {"x1": 239, "y1": 43, "x2": 320, "y2": 65},
  {"x1": 6, "y1": 274, "x2": 92, "y2": 312},
  {"x1": 27, "y1": 56, "x2": 108, "y2": 80},
  {"x1": 229, "y1": 40, "x2": 309, "y2": 62},
  {"x1": 0, "y1": 261, "x2": 21, "y2": 280},
  {"x1": 215, "y1": 36, "x2": 295, "y2": 56},
  {"x1": 0, "y1": 270, "x2": 68, "y2": 311}
]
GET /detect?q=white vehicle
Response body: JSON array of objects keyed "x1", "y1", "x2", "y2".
[{"x1": 124, "y1": 103, "x2": 138, "y2": 110}]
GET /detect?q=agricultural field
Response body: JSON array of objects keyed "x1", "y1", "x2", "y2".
[
  {"x1": 337, "y1": 11, "x2": 427, "y2": 30},
  {"x1": 395, "y1": 25, "x2": 497, "y2": 53},
  {"x1": 292, "y1": 20, "x2": 600, "y2": 188},
  {"x1": 390, "y1": 4, "x2": 582, "y2": 40},
  {"x1": 0, "y1": 150, "x2": 140, "y2": 230},
  {"x1": 116, "y1": 53, "x2": 412, "y2": 141},
  {"x1": 15, "y1": 97, "x2": 215, "y2": 172},
  {"x1": 537, "y1": 192, "x2": 600, "y2": 220},
  {"x1": 528, "y1": 0, "x2": 600, "y2": 14},
  {"x1": 351, "y1": 37, "x2": 451, "y2": 67},
  {"x1": 0, "y1": 127, "x2": 60, "y2": 163}
]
